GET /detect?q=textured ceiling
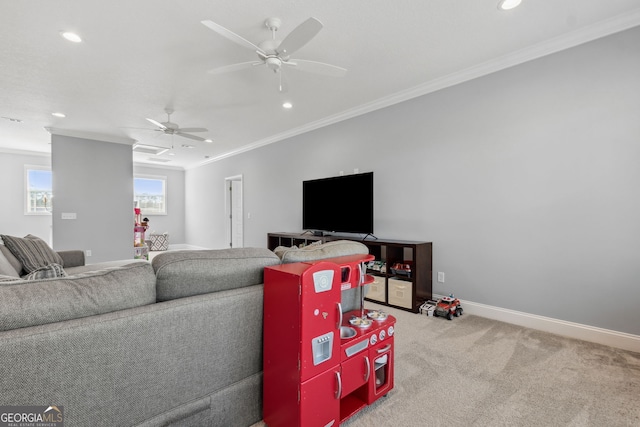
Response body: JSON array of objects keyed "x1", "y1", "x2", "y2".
[{"x1": 1, "y1": 0, "x2": 639, "y2": 169}]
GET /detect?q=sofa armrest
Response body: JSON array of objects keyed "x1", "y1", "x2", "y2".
[{"x1": 57, "y1": 250, "x2": 85, "y2": 268}]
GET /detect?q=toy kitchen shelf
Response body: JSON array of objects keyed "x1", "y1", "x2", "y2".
[
  {"x1": 267, "y1": 233, "x2": 433, "y2": 313},
  {"x1": 263, "y1": 254, "x2": 396, "y2": 427}
]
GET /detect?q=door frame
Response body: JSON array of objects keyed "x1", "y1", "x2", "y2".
[{"x1": 224, "y1": 174, "x2": 243, "y2": 248}]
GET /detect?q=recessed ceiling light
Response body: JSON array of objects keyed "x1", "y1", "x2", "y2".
[
  {"x1": 205, "y1": 139, "x2": 213, "y2": 143},
  {"x1": 60, "y1": 31, "x2": 82, "y2": 43},
  {"x1": 282, "y1": 102, "x2": 293, "y2": 109},
  {"x1": 168, "y1": 152, "x2": 176, "y2": 156},
  {"x1": 51, "y1": 112, "x2": 66, "y2": 118},
  {"x1": 498, "y1": 0, "x2": 522, "y2": 11}
]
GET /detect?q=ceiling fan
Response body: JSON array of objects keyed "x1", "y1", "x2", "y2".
[
  {"x1": 201, "y1": 17, "x2": 347, "y2": 92},
  {"x1": 145, "y1": 108, "x2": 210, "y2": 142}
]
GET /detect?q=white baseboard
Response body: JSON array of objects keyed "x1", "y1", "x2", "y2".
[{"x1": 434, "y1": 295, "x2": 640, "y2": 353}]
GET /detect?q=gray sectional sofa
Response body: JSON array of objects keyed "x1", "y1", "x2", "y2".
[{"x1": 0, "y1": 238, "x2": 369, "y2": 426}]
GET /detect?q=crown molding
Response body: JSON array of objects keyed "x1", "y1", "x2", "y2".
[
  {"x1": 45, "y1": 127, "x2": 136, "y2": 146},
  {"x1": 194, "y1": 11, "x2": 640, "y2": 169},
  {"x1": 0, "y1": 147, "x2": 51, "y2": 157}
]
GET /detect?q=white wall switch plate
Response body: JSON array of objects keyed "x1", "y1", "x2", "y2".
[
  {"x1": 61, "y1": 212, "x2": 77, "y2": 220},
  {"x1": 437, "y1": 272, "x2": 445, "y2": 283}
]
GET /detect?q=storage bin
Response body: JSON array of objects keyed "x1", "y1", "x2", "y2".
[
  {"x1": 149, "y1": 233, "x2": 169, "y2": 251},
  {"x1": 388, "y1": 278, "x2": 412, "y2": 309},
  {"x1": 366, "y1": 276, "x2": 386, "y2": 302}
]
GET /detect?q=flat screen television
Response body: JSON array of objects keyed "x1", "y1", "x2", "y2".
[{"x1": 302, "y1": 172, "x2": 374, "y2": 235}]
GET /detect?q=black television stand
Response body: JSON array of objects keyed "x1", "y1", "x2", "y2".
[{"x1": 301, "y1": 230, "x2": 330, "y2": 237}]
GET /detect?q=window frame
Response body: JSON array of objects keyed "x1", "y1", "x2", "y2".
[
  {"x1": 134, "y1": 174, "x2": 168, "y2": 216},
  {"x1": 24, "y1": 165, "x2": 53, "y2": 215}
]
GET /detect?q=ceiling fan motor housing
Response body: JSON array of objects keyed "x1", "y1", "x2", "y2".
[{"x1": 162, "y1": 122, "x2": 179, "y2": 131}]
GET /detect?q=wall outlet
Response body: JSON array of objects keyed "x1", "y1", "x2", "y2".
[
  {"x1": 85, "y1": 250, "x2": 92, "y2": 257},
  {"x1": 354, "y1": 168, "x2": 359, "y2": 174},
  {"x1": 437, "y1": 272, "x2": 445, "y2": 283}
]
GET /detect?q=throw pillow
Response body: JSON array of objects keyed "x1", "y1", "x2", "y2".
[
  {"x1": 23, "y1": 263, "x2": 67, "y2": 280},
  {"x1": 279, "y1": 240, "x2": 369, "y2": 264},
  {"x1": 0, "y1": 234, "x2": 64, "y2": 274}
]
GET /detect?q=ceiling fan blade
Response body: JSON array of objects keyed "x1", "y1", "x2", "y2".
[
  {"x1": 285, "y1": 59, "x2": 347, "y2": 77},
  {"x1": 178, "y1": 127, "x2": 208, "y2": 133},
  {"x1": 276, "y1": 17, "x2": 323, "y2": 57},
  {"x1": 177, "y1": 132, "x2": 206, "y2": 142},
  {"x1": 146, "y1": 118, "x2": 167, "y2": 130},
  {"x1": 201, "y1": 20, "x2": 265, "y2": 55},
  {"x1": 207, "y1": 61, "x2": 263, "y2": 74}
]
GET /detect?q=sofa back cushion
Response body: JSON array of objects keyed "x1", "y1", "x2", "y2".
[
  {"x1": 0, "y1": 244, "x2": 23, "y2": 277},
  {"x1": 0, "y1": 262, "x2": 156, "y2": 331},
  {"x1": 152, "y1": 248, "x2": 281, "y2": 301},
  {"x1": 277, "y1": 240, "x2": 369, "y2": 264}
]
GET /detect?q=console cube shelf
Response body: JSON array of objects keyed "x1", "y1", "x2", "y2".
[{"x1": 267, "y1": 233, "x2": 432, "y2": 313}]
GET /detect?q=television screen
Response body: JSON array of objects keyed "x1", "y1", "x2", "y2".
[{"x1": 302, "y1": 172, "x2": 373, "y2": 234}]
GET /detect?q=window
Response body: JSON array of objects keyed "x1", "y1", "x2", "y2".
[
  {"x1": 25, "y1": 166, "x2": 53, "y2": 215},
  {"x1": 134, "y1": 175, "x2": 167, "y2": 215}
]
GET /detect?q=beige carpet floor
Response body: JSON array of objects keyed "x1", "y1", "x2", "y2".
[{"x1": 254, "y1": 302, "x2": 640, "y2": 427}]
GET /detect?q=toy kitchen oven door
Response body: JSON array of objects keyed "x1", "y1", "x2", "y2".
[{"x1": 263, "y1": 255, "x2": 396, "y2": 427}]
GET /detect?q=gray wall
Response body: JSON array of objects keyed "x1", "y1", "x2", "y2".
[
  {"x1": 0, "y1": 152, "x2": 186, "y2": 252},
  {"x1": 133, "y1": 165, "x2": 186, "y2": 245},
  {"x1": 52, "y1": 135, "x2": 133, "y2": 263},
  {"x1": 0, "y1": 152, "x2": 52, "y2": 243},
  {"x1": 185, "y1": 26, "x2": 640, "y2": 335}
]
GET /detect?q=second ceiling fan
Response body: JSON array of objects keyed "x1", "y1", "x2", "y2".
[
  {"x1": 146, "y1": 108, "x2": 209, "y2": 142},
  {"x1": 201, "y1": 17, "x2": 347, "y2": 92}
]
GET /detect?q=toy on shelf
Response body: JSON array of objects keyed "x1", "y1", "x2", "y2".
[
  {"x1": 433, "y1": 294, "x2": 463, "y2": 320},
  {"x1": 390, "y1": 261, "x2": 412, "y2": 278},
  {"x1": 134, "y1": 208, "x2": 149, "y2": 245}
]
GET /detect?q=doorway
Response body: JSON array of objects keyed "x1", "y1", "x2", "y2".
[{"x1": 225, "y1": 175, "x2": 243, "y2": 248}]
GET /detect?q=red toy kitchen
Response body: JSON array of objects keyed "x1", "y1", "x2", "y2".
[{"x1": 263, "y1": 254, "x2": 396, "y2": 427}]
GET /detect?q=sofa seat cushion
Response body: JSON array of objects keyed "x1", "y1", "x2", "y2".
[
  {"x1": 152, "y1": 248, "x2": 281, "y2": 301},
  {"x1": 0, "y1": 261, "x2": 156, "y2": 331},
  {"x1": 0, "y1": 234, "x2": 64, "y2": 273},
  {"x1": 277, "y1": 240, "x2": 369, "y2": 264},
  {"x1": 0, "y1": 275, "x2": 24, "y2": 284}
]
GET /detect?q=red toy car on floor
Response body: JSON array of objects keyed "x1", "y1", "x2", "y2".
[{"x1": 433, "y1": 295, "x2": 463, "y2": 320}]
